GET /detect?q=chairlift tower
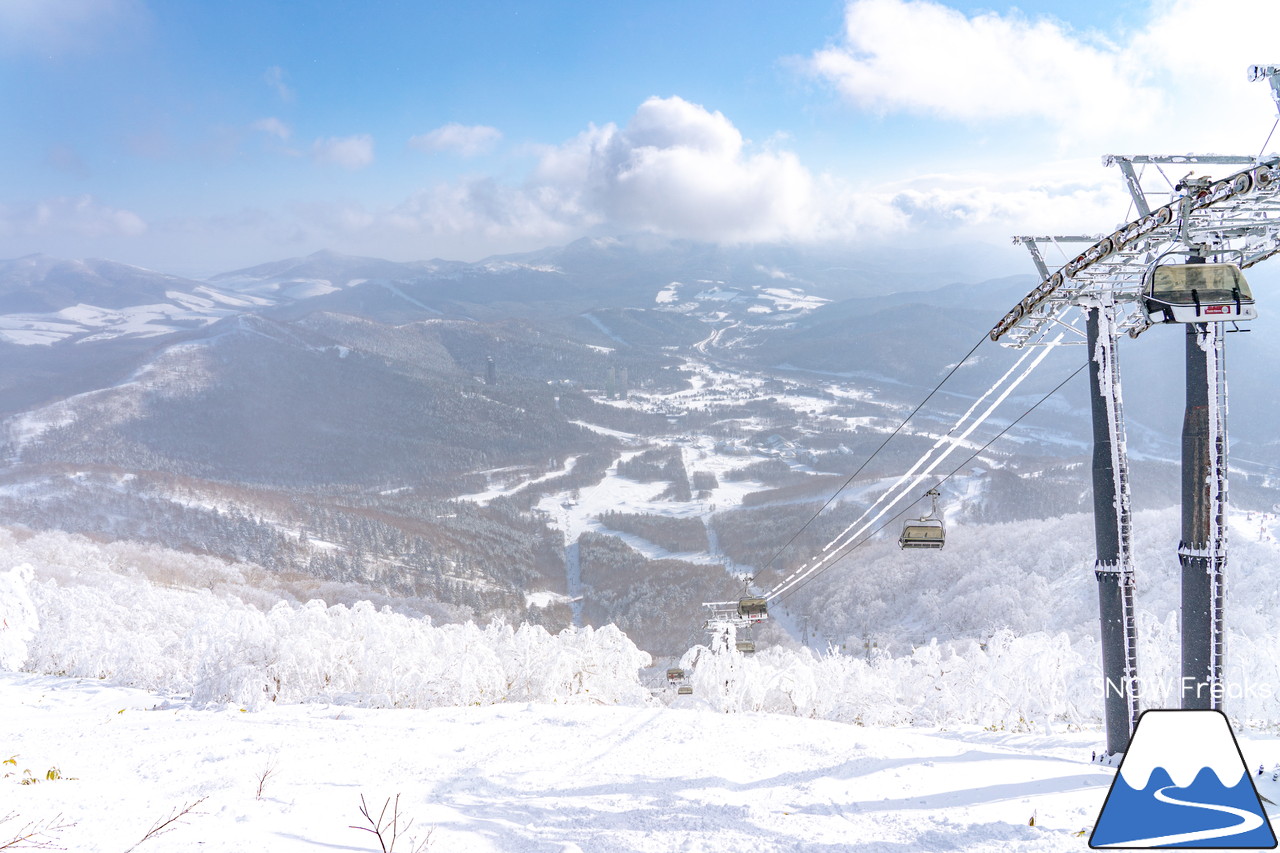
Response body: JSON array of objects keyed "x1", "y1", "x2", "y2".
[
  {"x1": 703, "y1": 577, "x2": 767, "y2": 653},
  {"x1": 992, "y1": 65, "x2": 1280, "y2": 753},
  {"x1": 1083, "y1": 296, "x2": 1139, "y2": 755}
]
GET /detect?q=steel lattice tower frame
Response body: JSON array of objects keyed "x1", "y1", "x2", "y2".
[{"x1": 994, "y1": 93, "x2": 1280, "y2": 750}]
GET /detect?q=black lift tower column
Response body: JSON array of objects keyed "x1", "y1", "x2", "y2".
[
  {"x1": 1086, "y1": 302, "x2": 1139, "y2": 754},
  {"x1": 1180, "y1": 316, "x2": 1228, "y2": 709}
]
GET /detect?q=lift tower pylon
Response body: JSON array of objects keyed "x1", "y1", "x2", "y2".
[
  {"x1": 1179, "y1": 315, "x2": 1229, "y2": 709},
  {"x1": 985, "y1": 63, "x2": 1280, "y2": 746},
  {"x1": 1086, "y1": 302, "x2": 1139, "y2": 752}
]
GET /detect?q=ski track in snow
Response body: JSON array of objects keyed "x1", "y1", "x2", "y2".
[
  {"x1": 379, "y1": 280, "x2": 441, "y2": 313},
  {"x1": 581, "y1": 312, "x2": 628, "y2": 346},
  {"x1": 2, "y1": 672, "x2": 1137, "y2": 852},
  {"x1": 455, "y1": 455, "x2": 582, "y2": 505}
]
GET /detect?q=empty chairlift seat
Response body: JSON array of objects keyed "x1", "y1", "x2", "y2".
[
  {"x1": 735, "y1": 640, "x2": 756, "y2": 654},
  {"x1": 677, "y1": 685, "x2": 694, "y2": 695},
  {"x1": 1143, "y1": 262, "x2": 1256, "y2": 324},
  {"x1": 900, "y1": 488, "x2": 946, "y2": 550},
  {"x1": 899, "y1": 518, "x2": 945, "y2": 549}
]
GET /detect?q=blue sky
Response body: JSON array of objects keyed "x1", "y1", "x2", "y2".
[{"x1": 1, "y1": 0, "x2": 1276, "y2": 276}]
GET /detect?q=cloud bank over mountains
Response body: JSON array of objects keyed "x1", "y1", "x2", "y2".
[
  {"x1": 289, "y1": 93, "x2": 1136, "y2": 262},
  {"x1": 0, "y1": 196, "x2": 148, "y2": 243},
  {"x1": 390, "y1": 96, "x2": 901, "y2": 251},
  {"x1": 6, "y1": 0, "x2": 1279, "y2": 273}
]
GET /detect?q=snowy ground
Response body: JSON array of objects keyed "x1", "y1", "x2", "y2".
[
  {"x1": 0, "y1": 672, "x2": 1164, "y2": 853},
  {"x1": 15, "y1": 672, "x2": 1280, "y2": 852}
]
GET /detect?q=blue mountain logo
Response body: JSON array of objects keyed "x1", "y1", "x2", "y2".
[{"x1": 1091, "y1": 709, "x2": 1276, "y2": 848}]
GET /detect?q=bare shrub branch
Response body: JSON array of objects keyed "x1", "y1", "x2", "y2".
[
  {"x1": 122, "y1": 798, "x2": 207, "y2": 852},
  {"x1": 407, "y1": 824, "x2": 435, "y2": 853},
  {"x1": 350, "y1": 794, "x2": 423, "y2": 853},
  {"x1": 254, "y1": 757, "x2": 279, "y2": 800},
  {"x1": 0, "y1": 812, "x2": 75, "y2": 850}
]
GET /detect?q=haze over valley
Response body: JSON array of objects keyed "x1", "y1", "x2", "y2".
[{"x1": 3, "y1": 236, "x2": 1279, "y2": 663}]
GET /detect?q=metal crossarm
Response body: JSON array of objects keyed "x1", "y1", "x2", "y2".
[{"x1": 993, "y1": 156, "x2": 1280, "y2": 348}]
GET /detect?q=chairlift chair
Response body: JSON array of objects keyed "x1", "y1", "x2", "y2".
[
  {"x1": 666, "y1": 668, "x2": 684, "y2": 683},
  {"x1": 1142, "y1": 261, "x2": 1256, "y2": 324},
  {"x1": 735, "y1": 640, "x2": 756, "y2": 654},
  {"x1": 738, "y1": 597, "x2": 768, "y2": 622},
  {"x1": 900, "y1": 488, "x2": 946, "y2": 550},
  {"x1": 677, "y1": 685, "x2": 693, "y2": 695}
]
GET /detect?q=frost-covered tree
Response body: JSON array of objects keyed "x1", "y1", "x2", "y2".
[{"x1": 0, "y1": 564, "x2": 37, "y2": 670}]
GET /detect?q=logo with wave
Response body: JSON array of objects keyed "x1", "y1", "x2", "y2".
[{"x1": 1091, "y1": 709, "x2": 1276, "y2": 848}]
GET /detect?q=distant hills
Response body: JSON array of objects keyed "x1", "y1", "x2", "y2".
[
  {"x1": 1, "y1": 237, "x2": 1278, "y2": 656},
  {"x1": 0, "y1": 237, "x2": 1024, "y2": 344},
  {"x1": 3, "y1": 235, "x2": 1278, "y2": 463}
]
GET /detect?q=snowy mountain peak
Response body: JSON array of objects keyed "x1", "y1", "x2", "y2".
[{"x1": 209, "y1": 250, "x2": 426, "y2": 292}]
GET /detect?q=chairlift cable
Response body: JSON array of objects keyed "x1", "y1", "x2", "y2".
[
  {"x1": 773, "y1": 360, "x2": 1089, "y2": 606},
  {"x1": 1122, "y1": 164, "x2": 1142, "y2": 224},
  {"x1": 1050, "y1": 237, "x2": 1073, "y2": 265},
  {"x1": 747, "y1": 331, "x2": 990, "y2": 580},
  {"x1": 817, "y1": 342, "x2": 1043, "y2": 554},
  {"x1": 1259, "y1": 117, "x2": 1279, "y2": 162},
  {"x1": 765, "y1": 339, "x2": 1049, "y2": 600},
  {"x1": 1230, "y1": 456, "x2": 1280, "y2": 474},
  {"x1": 765, "y1": 333, "x2": 1065, "y2": 602}
]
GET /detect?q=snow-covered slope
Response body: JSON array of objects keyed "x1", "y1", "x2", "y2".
[
  {"x1": 208, "y1": 249, "x2": 452, "y2": 300},
  {"x1": 0, "y1": 255, "x2": 273, "y2": 345},
  {"x1": 5, "y1": 525, "x2": 1280, "y2": 851},
  {"x1": 1, "y1": 671, "x2": 1126, "y2": 853}
]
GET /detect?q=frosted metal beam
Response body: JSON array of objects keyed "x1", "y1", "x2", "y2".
[
  {"x1": 1086, "y1": 304, "x2": 1139, "y2": 754},
  {"x1": 1179, "y1": 321, "x2": 1229, "y2": 709}
]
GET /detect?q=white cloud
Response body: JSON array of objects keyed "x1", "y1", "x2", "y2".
[
  {"x1": 361, "y1": 3, "x2": 1280, "y2": 260},
  {"x1": 252, "y1": 118, "x2": 291, "y2": 141},
  {"x1": 808, "y1": 0, "x2": 1150, "y2": 126},
  {"x1": 791, "y1": 0, "x2": 1280, "y2": 249},
  {"x1": 295, "y1": 201, "x2": 376, "y2": 234},
  {"x1": 527, "y1": 96, "x2": 912, "y2": 243},
  {"x1": 410, "y1": 124, "x2": 503, "y2": 157},
  {"x1": 264, "y1": 66, "x2": 293, "y2": 103},
  {"x1": 872, "y1": 164, "x2": 1133, "y2": 238},
  {"x1": 388, "y1": 178, "x2": 587, "y2": 251},
  {"x1": 808, "y1": 0, "x2": 1279, "y2": 153},
  {"x1": 0, "y1": 195, "x2": 147, "y2": 240},
  {"x1": 312, "y1": 135, "x2": 374, "y2": 170},
  {"x1": 7, "y1": 101, "x2": 1145, "y2": 268},
  {"x1": 383, "y1": 97, "x2": 907, "y2": 250},
  {"x1": 533, "y1": 97, "x2": 835, "y2": 242},
  {"x1": 1120, "y1": 0, "x2": 1280, "y2": 150}
]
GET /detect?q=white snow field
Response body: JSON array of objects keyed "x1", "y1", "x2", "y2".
[
  {"x1": 6, "y1": 529, "x2": 1280, "y2": 850},
  {"x1": 4, "y1": 672, "x2": 1125, "y2": 852}
]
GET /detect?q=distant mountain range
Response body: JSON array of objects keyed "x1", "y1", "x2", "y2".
[
  {"x1": 0, "y1": 237, "x2": 1023, "y2": 344},
  {"x1": 1, "y1": 236, "x2": 1278, "y2": 655},
  {"x1": 3, "y1": 236, "x2": 1278, "y2": 454}
]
